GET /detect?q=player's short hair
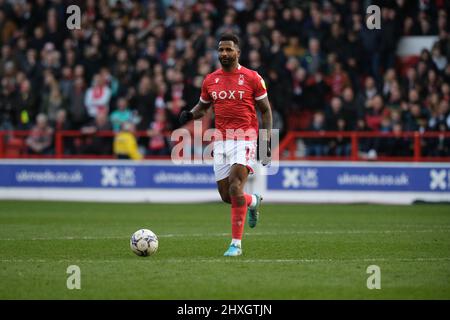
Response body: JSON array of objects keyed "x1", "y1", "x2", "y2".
[{"x1": 219, "y1": 33, "x2": 240, "y2": 48}]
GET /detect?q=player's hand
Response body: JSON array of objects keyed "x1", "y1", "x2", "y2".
[
  {"x1": 179, "y1": 111, "x2": 193, "y2": 125},
  {"x1": 260, "y1": 139, "x2": 271, "y2": 166}
]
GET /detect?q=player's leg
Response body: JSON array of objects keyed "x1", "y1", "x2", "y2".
[
  {"x1": 220, "y1": 140, "x2": 260, "y2": 256},
  {"x1": 216, "y1": 172, "x2": 256, "y2": 206},
  {"x1": 214, "y1": 140, "x2": 245, "y2": 256},
  {"x1": 247, "y1": 192, "x2": 262, "y2": 228},
  {"x1": 238, "y1": 140, "x2": 262, "y2": 228},
  {"x1": 223, "y1": 163, "x2": 249, "y2": 256},
  {"x1": 216, "y1": 177, "x2": 231, "y2": 204},
  {"x1": 216, "y1": 172, "x2": 256, "y2": 207},
  {"x1": 214, "y1": 140, "x2": 233, "y2": 204},
  {"x1": 214, "y1": 139, "x2": 252, "y2": 204}
]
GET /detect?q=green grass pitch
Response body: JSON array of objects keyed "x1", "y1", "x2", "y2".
[{"x1": 0, "y1": 200, "x2": 449, "y2": 299}]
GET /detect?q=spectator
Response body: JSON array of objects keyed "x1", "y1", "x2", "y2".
[
  {"x1": 0, "y1": 77, "x2": 16, "y2": 130},
  {"x1": 26, "y1": 113, "x2": 53, "y2": 155},
  {"x1": 305, "y1": 111, "x2": 328, "y2": 156},
  {"x1": 355, "y1": 118, "x2": 375, "y2": 157},
  {"x1": 41, "y1": 75, "x2": 66, "y2": 123},
  {"x1": 16, "y1": 78, "x2": 37, "y2": 130},
  {"x1": 431, "y1": 44, "x2": 448, "y2": 71},
  {"x1": 380, "y1": 8, "x2": 399, "y2": 71},
  {"x1": 133, "y1": 75, "x2": 155, "y2": 131},
  {"x1": 341, "y1": 31, "x2": 365, "y2": 88},
  {"x1": 385, "y1": 82, "x2": 402, "y2": 112},
  {"x1": 84, "y1": 73, "x2": 112, "y2": 119},
  {"x1": 304, "y1": 71, "x2": 329, "y2": 111},
  {"x1": 53, "y1": 109, "x2": 75, "y2": 155},
  {"x1": 382, "y1": 68, "x2": 398, "y2": 98},
  {"x1": 113, "y1": 122, "x2": 143, "y2": 160},
  {"x1": 341, "y1": 87, "x2": 359, "y2": 129},
  {"x1": 79, "y1": 110, "x2": 112, "y2": 155},
  {"x1": 432, "y1": 123, "x2": 450, "y2": 156},
  {"x1": 365, "y1": 95, "x2": 389, "y2": 131},
  {"x1": 441, "y1": 83, "x2": 450, "y2": 102},
  {"x1": 327, "y1": 61, "x2": 351, "y2": 97},
  {"x1": 331, "y1": 118, "x2": 351, "y2": 157},
  {"x1": 68, "y1": 77, "x2": 88, "y2": 130},
  {"x1": 53, "y1": 109, "x2": 71, "y2": 131},
  {"x1": 358, "y1": 76, "x2": 378, "y2": 108},
  {"x1": 288, "y1": 63, "x2": 307, "y2": 110},
  {"x1": 301, "y1": 38, "x2": 325, "y2": 75},
  {"x1": 60, "y1": 66, "x2": 73, "y2": 99},
  {"x1": 283, "y1": 36, "x2": 305, "y2": 58},
  {"x1": 215, "y1": 14, "x2": 241, "y2": 39},
  {"x1": 325, "y1": 96, "x2": 345, "y2": 131},
  {"x1": 110, "y1": 97, "x2": 134, "y2": 132},
  {"x1": 429, "y1": 100, "x2": 449, "y2": 131},
  {"x1": 266, "y1": 68, "x2": 291, "y2": 120},
  {"x1": 147, "y1": 109, "x2": 170, "y2": 156},
  {"x1": 323, "y1": 23, "x2": 344, "y2": 57},
  {"x1": 404, "y1": 103, "x2": 428, "y2": 131},
  {"x1": 380, "y1": 123, "x2": 412, "y2": 157}
]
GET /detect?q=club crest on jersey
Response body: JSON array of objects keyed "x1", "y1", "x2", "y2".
[
  {"x1": 238, "y1": 74, "x2": 244, "y2": 85},
  {"x1": 215, "y1": 78, "x2": 219, "y2": 84}
]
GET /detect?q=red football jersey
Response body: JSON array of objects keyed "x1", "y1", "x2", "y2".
[{"x1": 200, "y1": 64, "x2": 267, "y2": 140}]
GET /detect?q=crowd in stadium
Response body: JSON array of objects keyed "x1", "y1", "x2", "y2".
[{"x1": 0, "y1": 0, "x2": 449, "y2": 158}]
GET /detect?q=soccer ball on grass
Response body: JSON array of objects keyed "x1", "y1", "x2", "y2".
[{"x1": 130, "y1": 229, "x2": 159, "y2": 256}]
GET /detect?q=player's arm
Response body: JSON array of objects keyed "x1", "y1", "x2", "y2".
[
  {"x1": 256, "y1": 96, "x2": 273, "y2": 165},
  {"x1": 179, "y1": 100, "x2": 211, "y2": 125},
  {"x1": 256, "y1": 96, "x2": 272, "y2": 138},
  {"x1": 192, "y1": 100, "x2": 212, "y2": 120},
  {"x1": 179, "y1": 75, "x2": 211, "y2": 125},
  {"x1": 253, "y1": 72, "x2": 272, "y2": 139}
]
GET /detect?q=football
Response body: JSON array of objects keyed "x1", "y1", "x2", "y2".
[{"x1": 130, "y1": 229, "x2": 159, "y2": 256}]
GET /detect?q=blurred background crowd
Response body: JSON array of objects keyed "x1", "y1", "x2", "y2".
[{"x1": 0, "y1": 0, "x2": 449, "y2": 158}]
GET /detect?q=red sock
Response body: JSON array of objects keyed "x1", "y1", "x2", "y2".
[
  {"x1": 244, "y1": 193, "x2": 252, "y2": 207},
  {"x1": 231, "y1": 196, "x2": 247, "y2": 240}
]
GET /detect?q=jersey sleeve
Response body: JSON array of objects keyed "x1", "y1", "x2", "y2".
[
  {"x1": 199, "y1": 75, "x2": 211, "y2": 104},
  {"x1": 253, "y1": 72, "x2": 268, "y2": 101}
]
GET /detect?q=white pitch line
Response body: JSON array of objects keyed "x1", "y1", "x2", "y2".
[
  {"x1": 0, "y1": 257, "x2": 450, "y2": 264},
  {"x1": 0, "y1": 228, "x2": 449, "y2": 241}
]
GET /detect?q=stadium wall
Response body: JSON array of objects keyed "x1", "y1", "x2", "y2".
[
  {"x1": 396, "y1": 36, "x2": 439, "y2": 56},
  {"x1": 0, "y1": 160, "x2": 449, "y2": 204}
]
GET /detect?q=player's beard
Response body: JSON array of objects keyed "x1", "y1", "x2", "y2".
[{"x1": 219, "y1": 55, "x2": 236, "y2": 67}]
